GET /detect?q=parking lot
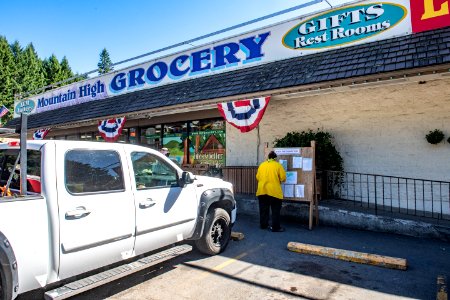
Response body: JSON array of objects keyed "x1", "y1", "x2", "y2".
[{"x1": 19, "y1": 214, "x2": 450, "y2": 299}]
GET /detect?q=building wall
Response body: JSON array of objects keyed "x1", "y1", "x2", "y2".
[{"x1": 226, "y1": 77, "x2": 450, "y2": 182}]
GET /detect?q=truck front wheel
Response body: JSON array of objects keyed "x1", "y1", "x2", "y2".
[
  {"x1": 0, "y1": 269, "x2": 8, "y2": 300},
  {"x1": 195, "y1": 208, "x2": 231, "y2": 255}
]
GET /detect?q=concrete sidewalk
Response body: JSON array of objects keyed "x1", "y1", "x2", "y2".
[{"x1": 236, "y1": 195, "x2": 450, "y2": 241}]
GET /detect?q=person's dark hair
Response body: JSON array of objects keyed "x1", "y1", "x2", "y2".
[{"x1": 268, "y1": 151, "x2": 277, "y2": 159}]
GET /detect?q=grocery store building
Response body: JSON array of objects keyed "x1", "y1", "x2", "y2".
[{"x1": 7, "y1": 0, "x2": 450, "y2": 183}]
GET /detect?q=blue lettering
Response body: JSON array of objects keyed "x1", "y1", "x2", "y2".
[
  {"x1": 128, "y1": 68, "x2": 146, "y2": 87},
  {"x1": 169, "y1": 55, "x2": 190, "y2": 78},
  {"x1": 96, "y1": 81, "x2": 105, "y2": 94},
  {"x1": 79, "y1": 84, "x2": 89, "y2": 97},
  {"x1": 37, "y1": 98, "x2": 45, "y2": 108},
  {"x1": 146, "y1": 62, "x2": 168, "y2": 83},
  {"x1": 191, "y1": 49, "x2": 211, "y2": 73},
  {"x1": 240, "y1": 32, "x2": 270, "y2": 61},
  {"x1": 213, "y1": 43, "x2": 240, "y2": 68},
  {"x1": 110, "y1": 73, "x2": 127, "y2": 92}
]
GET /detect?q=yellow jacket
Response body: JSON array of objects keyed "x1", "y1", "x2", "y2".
[{"x1": 256, "y1": 159, "x2": 286, "y2": 199}]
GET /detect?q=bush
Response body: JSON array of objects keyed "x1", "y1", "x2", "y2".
[
  {"x1": 425, "y1": 129, "x2": 445, "y2": 144},
  {"x1": 274, "y1": 129, "x2": 343, "y2": 172}
]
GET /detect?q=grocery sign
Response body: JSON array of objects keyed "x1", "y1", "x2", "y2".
[{"x1": 14, "y1": 0, "x2": 449, "y2": 118}]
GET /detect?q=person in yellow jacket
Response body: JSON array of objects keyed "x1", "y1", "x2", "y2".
[{"x1": 256, "y1": 151, "x2": 286, "y2": 232}]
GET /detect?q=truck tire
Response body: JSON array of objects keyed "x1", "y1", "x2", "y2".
[
  {"x1": 195, "y1": 208, "x2": 231, "y2": 255},
  {"x1": 0, "y1": 269, "x2": 9, "y2": 300}
]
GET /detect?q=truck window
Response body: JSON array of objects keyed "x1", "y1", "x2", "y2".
[
  {"x1": 131, "y1": 152, "x2": 178, "y2": 189},
  {"x1": 65, "y1": 150, "x2": 125, "y2": 194},
  {"x1": 0, "y1": 149, "x2": 41, "y2": 194}
]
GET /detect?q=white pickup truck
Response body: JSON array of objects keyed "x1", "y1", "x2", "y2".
[{"x1": 0, "y1": 140, "x2": 236, "y2": 300}]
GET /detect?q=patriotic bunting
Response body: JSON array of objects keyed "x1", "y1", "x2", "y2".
[
  {"x1": 33, "y1": 128, "x2": 51, "y2": 140},
  {"x1": 98, "y1": 117, "x2": 126, "y2": 142},
  {"x1": 217, "y1": 96, "x2": 270, "y2": 133}
]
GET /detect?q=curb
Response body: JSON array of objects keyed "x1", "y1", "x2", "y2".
[
  {"x1": 235, "y1": 197, "x2": 450, "y2": 241},
  {"x1": 437, "y1": 275, "x2": 448, "y2": 300},
  {"x1": 287, "y1": 241, "x2": 408, "y2": 270},
  {"x1": 231, "y1": 232, "x2": 245, "y2": 241}
]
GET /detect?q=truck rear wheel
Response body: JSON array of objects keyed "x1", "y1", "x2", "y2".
[{"x1": 195, "y1": 208, "x2": 231, "y2": 255}]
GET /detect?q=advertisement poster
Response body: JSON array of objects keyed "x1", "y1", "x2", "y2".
[
  {"x1": 190, "y1": 120, "x2": 226, "y2": 169},
  {"x1": 163, "y1": 122, "x2": 188, "y2": 166}
]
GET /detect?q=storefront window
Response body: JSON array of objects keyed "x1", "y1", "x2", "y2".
[
  {"x1": 94, "y1": 133, "x2": 104, "y2": 142},
  {"x1": 117, "y1": 128, "x2": 129, "y2": 143},
  {"x1": 163, "y1": 122, "x2": 188, "y2": 166},
  {"x1": 80, "y1": 132, "x2": 93, "y2": 141},
  {"x1": 66, "y1": 134, "x2": 79, "y2": 141},
  {"x1": 129, "y1": 128, "x2": 138, "y2": 144},
  {"x1": 140, "y1": 125, "x2": 161, "y2": 149},
  {"x1": 190, "y1": 119, "x2": 226, "y2": 175}
]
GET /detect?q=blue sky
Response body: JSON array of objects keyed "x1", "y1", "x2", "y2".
[{"x1": 0, "y1": 0, "x2": 352, "y2": 76}]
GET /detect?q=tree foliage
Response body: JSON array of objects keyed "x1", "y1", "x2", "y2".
[
  {"x1": 15, "y1": 43, "x2": 46, "y2": 95},
  {"x1": 0, "y1": 36, "x2": 82, "y2": 122},
  {"x1": 97, "y1": 48, "x2": 113, "y2": 75},
  {"x1": 0, "y1": 36, "x2": 16, "y2": 118},
  {"x1": 274, "y1": 129, "x2": 344, "y2": 172}
]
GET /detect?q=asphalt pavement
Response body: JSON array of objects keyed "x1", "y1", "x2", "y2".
[{"x1": 18, "y1": 213, "x2": 450, "y2": 300}]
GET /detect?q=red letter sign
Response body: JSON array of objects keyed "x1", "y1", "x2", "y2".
[{"x1": 411, "y1": 0, "x2": 450, "y2": 32}]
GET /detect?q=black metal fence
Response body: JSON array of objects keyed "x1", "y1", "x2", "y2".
[{"x1": 326, "y1": 171, "x2": 450, "y2": 221}]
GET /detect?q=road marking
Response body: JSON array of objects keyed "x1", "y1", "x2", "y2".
[
  {"x1": 191, "y1": 244, "x2": 266, "y2": 280},
  {"x1": 287, "y1": 241, "x2": 407, "y2": 270}
]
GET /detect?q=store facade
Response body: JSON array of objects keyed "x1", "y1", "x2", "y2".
[{"x1": 8, "y1": 0, "x2": 450, "y2": 181}]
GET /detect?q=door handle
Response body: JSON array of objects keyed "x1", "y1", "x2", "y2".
[
  {"x1": 65, "y1": 207, "x2": 91, "y2": 219},
  {"x1": 139, "y1": 198, "x2": 156, "y2": 209}
]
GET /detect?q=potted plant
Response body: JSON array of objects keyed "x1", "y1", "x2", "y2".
[{"x1": 425, "y1": 129, "x2": 445, "y2": 144}]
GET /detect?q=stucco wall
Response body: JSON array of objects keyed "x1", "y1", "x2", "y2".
[{"x1": 226, "y1": 77, "x2": 450, "y2": 182}]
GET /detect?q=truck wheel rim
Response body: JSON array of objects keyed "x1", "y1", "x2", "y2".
[{"x1": 211, "y1": 219, "x2": 225, "y2": 246}]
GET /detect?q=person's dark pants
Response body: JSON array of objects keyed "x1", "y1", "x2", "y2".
[{"x1": 258, "y1": 195, "x2": 282, "y2": 230}]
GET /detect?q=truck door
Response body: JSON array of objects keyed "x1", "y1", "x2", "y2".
[
  {"x1": 129, "y1": 150, "x2": 197, "y2": 256},
  {"x1": 56, "y1": 145, "x2": 135, "y2": 279}
]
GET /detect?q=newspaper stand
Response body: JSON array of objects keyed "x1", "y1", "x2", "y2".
[{"x1": 265, "y1": 141, "x2": 318, "y2": 230}]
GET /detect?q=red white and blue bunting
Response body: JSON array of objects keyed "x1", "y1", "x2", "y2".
[
  {"x1": 217, "y1": 96, "x2": 270, "y2": 133},
  {"x1": 98, "y1": 117, "x2": 126, "y2": 142},
  {"x1": 33, "y1": 128, "x2": 51, "y2": 140}
]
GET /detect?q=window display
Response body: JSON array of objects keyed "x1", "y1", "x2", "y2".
[
  {"x1": 190, "y1": 119, "x2": 226, "y2": 176},
  {"x1": 162, "y1": 122, "x2": 188, "y2": 166}
]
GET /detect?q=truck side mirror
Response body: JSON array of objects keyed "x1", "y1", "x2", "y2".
[{"x1": 180, "y1": 171, "x2": 195, "y2": 185}]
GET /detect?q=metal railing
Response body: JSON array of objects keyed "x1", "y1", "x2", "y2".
[{"x1": 326, "y1": 171, "x2": 450, "y2": 221}]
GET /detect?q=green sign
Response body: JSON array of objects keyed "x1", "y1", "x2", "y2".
[{"x1": 15, "y1": 99, "x2": 35, "y2": 114}]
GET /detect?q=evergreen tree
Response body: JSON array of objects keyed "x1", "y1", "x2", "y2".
[
  {"x1": 43, "y1": 54, "x2": 64, "y2": 86},
  {"x1": 16, "y1": 43, "x2": 46, "y2": 95},
  {"x1": 10, "y1": 41, "x2": 22, "y2": 60},
  {"x1": 9, "y1": 41, "x2": 21, "y2": 97},
  {"x1": 60, "y1": 56, "x2": 73, "y2": 80},
  {"x1": 0, "y1": 35, "x2": 82, "y2": 122},
  {"x1": 0, "y1": 36, "x2": 16, "y2": 120},
  {"x1": 97, "y1": 48, "x2": 113, "y2": 74}
]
